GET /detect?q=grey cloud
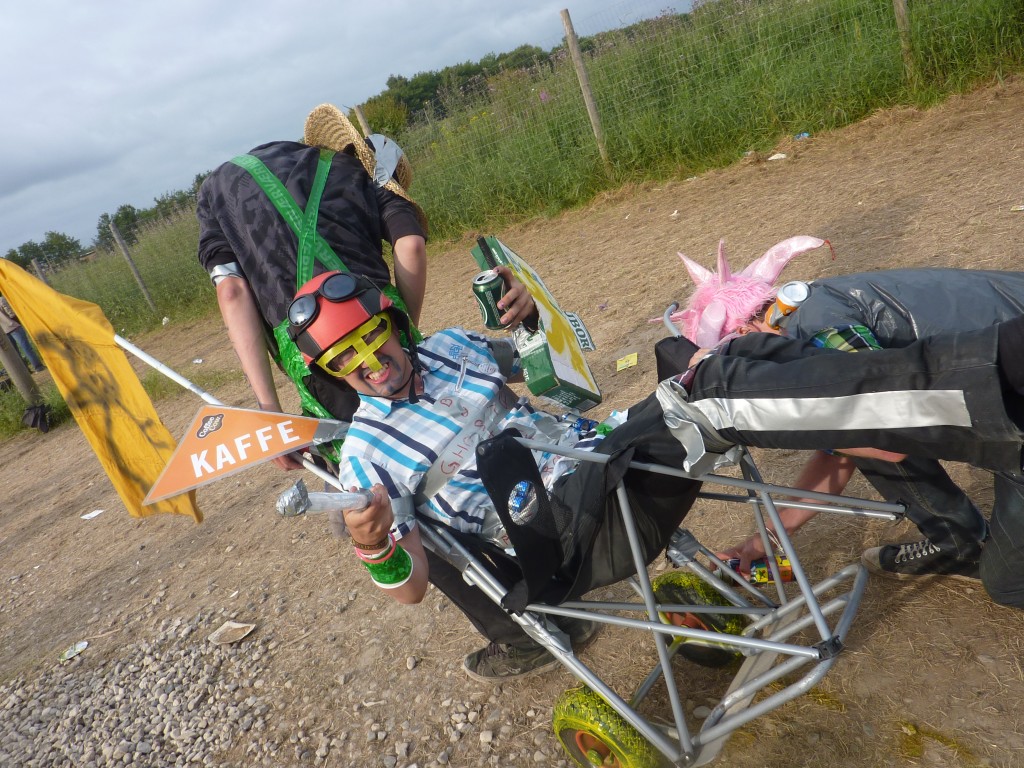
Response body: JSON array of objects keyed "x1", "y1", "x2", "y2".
[{"x1": 1, "y1": 0, "x2": 667, "y2": 252}]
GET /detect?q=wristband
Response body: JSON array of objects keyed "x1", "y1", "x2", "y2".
[
  {"x1": 362, "y1": 543, "x2": 414, "y2": 589},
  {"x1": 352, "y1": 533, "x2": 390, "y2": 551},
  {"x1": 355, "y1": 534, "x2": 397, "y2": 563}
]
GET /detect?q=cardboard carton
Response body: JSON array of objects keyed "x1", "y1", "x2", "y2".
[{"x1": 470, "y1": 236, "x2": 601, "y2": 412}]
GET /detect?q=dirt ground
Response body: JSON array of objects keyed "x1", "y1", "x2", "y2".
[{"x1": 3, "y1": 77, "x2": 1024, "y2": 767}]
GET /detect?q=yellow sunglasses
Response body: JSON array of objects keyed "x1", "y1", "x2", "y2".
[{"x1": 316, "y1": 313, "x2": 393, "y2": 378}]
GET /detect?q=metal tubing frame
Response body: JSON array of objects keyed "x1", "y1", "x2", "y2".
[
  {"x1": 117, "y1": 301, "x2": 893, "y2": 763},
  {"x1": 418, "y1": 438, "x2": 884, "y2": 766}
]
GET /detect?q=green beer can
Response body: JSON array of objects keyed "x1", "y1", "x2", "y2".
[{"x1": 472, "y1": 269, "x2": 508, "y2": 329}]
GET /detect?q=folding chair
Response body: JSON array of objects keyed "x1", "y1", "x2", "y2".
[{"x1": 413, "y1": 305, "x2": 905, "y2": 767}]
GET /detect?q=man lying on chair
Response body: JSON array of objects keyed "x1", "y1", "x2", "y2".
[{"x1": 287, "y1": 269, "x2": 703, "y2": 682}]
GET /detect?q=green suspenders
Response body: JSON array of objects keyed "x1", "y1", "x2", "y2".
[
  {"x1": 230, "y1": 149, "x2": 417, "y2": 462},
  {"x1": 231, "y1": 150, "x2": 349, "y2": 278}
]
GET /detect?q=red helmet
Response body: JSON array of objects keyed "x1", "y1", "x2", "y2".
[{"x1": 287, "y1": 272, "x2": 393, "y2": 366}]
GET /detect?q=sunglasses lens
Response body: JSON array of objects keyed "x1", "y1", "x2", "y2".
[
  {"x1": 321, "y1": 273, "x2": 360, "y2": 301},
  {"x1": 288, "y1": 295, "x2": 317, "y2": 327}
]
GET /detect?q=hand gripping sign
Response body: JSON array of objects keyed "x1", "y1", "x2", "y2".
[{"x1": 144, "y1": 406, "x2": 347, "y2": 504}]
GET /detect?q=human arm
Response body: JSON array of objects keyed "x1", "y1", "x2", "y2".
[
  {"x1": 197, "y1": 178, "x2": 301, "y2": 468},
  {"x1": 718, "y1": 450, "x2": 859, "y2": 571},
  {"x1": 376, "y1": 182, "x2": 428, "y2": 326},
  {"x1": 830, "y1": 446, "x2": 907, "y2": 461},
  {"x1": 215, "y1": 277, "x2": 303, "y2": 471},
  {"x1": 392, "y1": 234, "x2": 427, "y2": 326},
  {"x1": 342, "y1": 485, "x2": 430, "y2": 604}
]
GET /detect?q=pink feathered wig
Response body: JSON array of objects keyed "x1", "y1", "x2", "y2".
[{"x1": 673, "y1": 236, "x2": 825, "y2": 347}]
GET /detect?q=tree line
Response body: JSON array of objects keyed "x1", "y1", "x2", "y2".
[
  {"x1": 360, "y1": 43, "x2": 553, "y2": 136},
  {"x1": 358, "y1": 12, "x2": 694, "y2": 135},
  {"x1": 4, "y1": 174, "x2": 209, "y2": 271}
]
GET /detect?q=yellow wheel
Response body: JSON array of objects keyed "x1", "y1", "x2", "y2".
[
  {"x1": 553, "y1": 686, "x2": 663, "y2": 768},
  {"x1": 651, "y1": 571, "x2": 749, "y2": 668}
]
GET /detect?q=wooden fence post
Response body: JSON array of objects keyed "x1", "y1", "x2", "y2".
[
  {"x1": 0, "y1": 331, "x2": 40, "y2": 406},
  {"x1": 561, "y1": 8, "x2": 612, "y2": 177},
  {"x1": 892, "y1": 0, "x2": 918, "y2": 87},
  {"x1": 109, "y1": 222, "x2": 158, "y2": 314},
  {"x1": 354, "y1": 105, "x2": 372, "y2": 137},
  {"x1": 30, "y1": 259, "x2": 50, "y2": 287}
]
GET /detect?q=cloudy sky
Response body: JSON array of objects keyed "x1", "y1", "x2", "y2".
[{"x1": 1, "y1": 0, "x2": 671, "y2": 255}]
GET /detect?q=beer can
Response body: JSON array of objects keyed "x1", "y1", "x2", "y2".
[
  {"x1": 507, "y1": 480, "x2": 538, "y2": 524},
  {"x1": 472, "y1": 269, "x2": 508, "y2": 329},
  {"x1": 572, "y1": 417, "x2": 598, "y2": 435},
  {"x1": 765, "y1": 280, "x2": 810, "y2": 329}
]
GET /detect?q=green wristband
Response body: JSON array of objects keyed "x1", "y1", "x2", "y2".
[{"x1": 363, "y1": 543, "x2": 413, "y2": 589}]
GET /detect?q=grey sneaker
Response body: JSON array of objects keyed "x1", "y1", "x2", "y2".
[
  {"x1": 462, "y1": 640, "x2": 559, "y2": 682},
  {"x1": 462, "y1": 620, "x2": 599, "y2": 682},
  {"x1": 862, "y1": 539, "x2": 980, "y2": 582}
]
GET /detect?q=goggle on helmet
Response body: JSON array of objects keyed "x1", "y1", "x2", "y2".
[{"x1": 288, "y1": 272, "x2": 396, "y2": 377}]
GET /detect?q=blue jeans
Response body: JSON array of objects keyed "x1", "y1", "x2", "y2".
[
  {"x1": 980, "y1": 473, "x2": 1024, "y2": 609},
  {"x1": 8, "y1": 328, "x2": 43, "y2": 371},
  {"x1": 854, "y1": 455, "x2": 987, "y2": 560}
]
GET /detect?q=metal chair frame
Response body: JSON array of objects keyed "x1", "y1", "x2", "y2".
[{"x1": 418, "y1": 438, "x2": 903, "y2": 766}]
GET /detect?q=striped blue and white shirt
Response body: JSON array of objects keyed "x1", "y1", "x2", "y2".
[{"x1": 338, "y1": 327, "x2": 601, "y2": 545}]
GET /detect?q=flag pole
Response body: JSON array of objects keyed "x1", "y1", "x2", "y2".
[
  {"x1": 114, "y1": 335, "x2": 345, "y2": 491},
  {"x1": 115, "y1": 335, "x2": 221, "y2": 405}
]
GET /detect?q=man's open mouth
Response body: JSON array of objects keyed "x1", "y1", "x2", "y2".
[{"x1": 365, "y1": 361, "x2": 390, "y2": 383}]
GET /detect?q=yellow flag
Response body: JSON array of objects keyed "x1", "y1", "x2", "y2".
[{"x1": 0, "y1": 260, "x2": 202, "y2": 522}]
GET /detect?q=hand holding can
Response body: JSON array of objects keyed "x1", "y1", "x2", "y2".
[{"x1": 473, "y1": 269, "x2": 509, "y2": 329}]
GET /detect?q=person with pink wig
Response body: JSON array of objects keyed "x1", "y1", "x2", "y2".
[{"x1": 675, "y1": 238, "x2": 1024, "y2": 591}]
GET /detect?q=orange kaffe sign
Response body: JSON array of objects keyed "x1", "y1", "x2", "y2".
[{"x1": 145, "y1": 406, "x2": 322, "y2": 504}]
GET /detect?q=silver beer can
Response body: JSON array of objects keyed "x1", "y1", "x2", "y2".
[{"x1": 766, "y1": 280, "x2": 810, "y2": 329}]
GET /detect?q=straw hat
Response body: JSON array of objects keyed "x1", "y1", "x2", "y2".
[{"x1": 304, "y1": 103, "x2": 427, "y2": 233}]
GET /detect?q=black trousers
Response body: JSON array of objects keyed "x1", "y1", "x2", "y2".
[
  {"x1": 676, "y1": 324, "x2": 1024, "y2": 608},
  {"x1": 425, "y1": 548, "x2": 528, "y2": 645},
  {"x1": 685, "y1": 326, "x2": 1022, "y2": 473},
  {"x1": 659, "y1": 333, "x2": 989, "y2": 559},
  {"x1": 854, "y1": 455, "x2": 986, "y2": 560}
]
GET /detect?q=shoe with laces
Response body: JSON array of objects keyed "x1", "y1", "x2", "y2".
[
  {"x1": 862, "y1": 538, "x2": 980, "y2": 582},
  {"x1": 462, "y1": 640, "x2": 559, "y2": 682},
  {"x1": 462, "y1": 620, "x2": 599, "y2": 682}
]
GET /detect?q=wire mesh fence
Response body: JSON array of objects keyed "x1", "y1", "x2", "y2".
[
  {"x1": 37, "y1": 0, "x2": 1024, "y2": 331},
  {"x1": 43, "y1": 207, "x2": 213, "y2": 335},
  {"x1": 405, "y1": 0, "x2": 1023, "y2": 237}
]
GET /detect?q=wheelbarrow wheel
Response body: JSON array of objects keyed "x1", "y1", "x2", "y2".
[
  {"x1": 651, "y1": 571, "x2": 749, "y2": 669},
  {"x1": 553, "y1": 686, "x2": 663, "y2": 768}
]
